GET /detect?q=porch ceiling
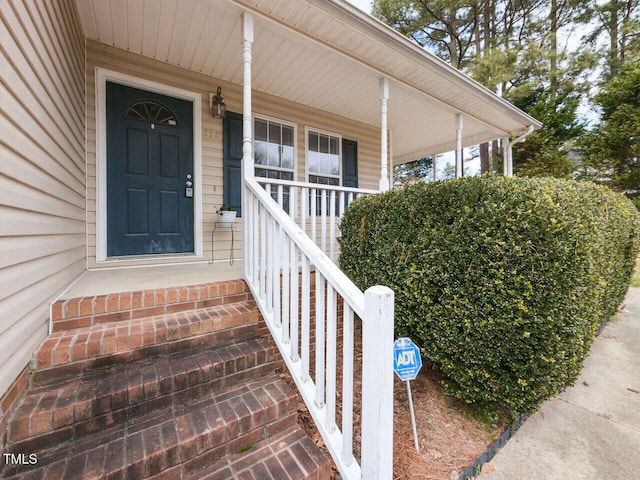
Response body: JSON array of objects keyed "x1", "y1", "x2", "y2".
[{"x1": 75, "y1": 0, "x2": 541, "y2": 164}]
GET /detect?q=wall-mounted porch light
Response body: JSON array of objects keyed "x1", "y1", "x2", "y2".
[{"x1": 209, "y1": 87, "x2": 226, "y2": 119}]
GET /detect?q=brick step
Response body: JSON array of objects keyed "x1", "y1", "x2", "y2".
[
  {"x1": 6, "y1": 334, "x2": 279, "y2": 455},
  {"x1": 33, "y1": 301, "x2": 261, "y2": 384},
  {"x1": 51, "y1": 280, "x2": 251, "y2": 333},
  {"x1": 1, "y1": 375, "x2": 302, "y2": 480},
  {"x1": 191, "y1": 426, "x2": 332, "y2": 480}
]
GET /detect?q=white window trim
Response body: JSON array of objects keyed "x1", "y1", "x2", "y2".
[
  {"x1": 95, "y1": 67, "x2": 203, "y2": 263},
  {"x1": 304, "y1": 126, "x2": 342, "y2": 184},
  {"x1": 252, "y1": 113, "x2": 297, "y2": 180}
]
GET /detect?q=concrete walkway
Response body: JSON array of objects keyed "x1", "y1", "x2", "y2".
[{"x1": 479, "y1": 287, "x2": 640, "y2": 480}]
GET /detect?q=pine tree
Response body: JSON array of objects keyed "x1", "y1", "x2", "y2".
[{"x1": 578, "y1": 63, "x2": 640, "y2": 207}]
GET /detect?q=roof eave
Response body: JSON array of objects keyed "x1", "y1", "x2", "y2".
[{"x1": 310, "y1": 0, "x2": 542, "y2": 131}]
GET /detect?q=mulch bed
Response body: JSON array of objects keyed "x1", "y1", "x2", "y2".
[
  {"x1": 391, "y1": 368, "x2": 505, "y2": 480},
  {"x1": 281, "y1": 364, "x2": 505, "y2": 480}
]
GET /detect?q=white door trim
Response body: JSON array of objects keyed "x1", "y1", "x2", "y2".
[{"x1": 95, "y1": 67, "x2": 203, "y2": 262}]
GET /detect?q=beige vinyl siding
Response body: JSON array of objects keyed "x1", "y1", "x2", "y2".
[
  {"x1": 0, "y1": 0, "x2": 86, "y2": 399},
  {"x1": 86, "y1": 41, "x2": 381, "y2": 269}
]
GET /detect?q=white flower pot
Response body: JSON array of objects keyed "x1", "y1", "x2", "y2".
[{"x1": 218, "y1": 211, "x2": 237, "y2": 228}]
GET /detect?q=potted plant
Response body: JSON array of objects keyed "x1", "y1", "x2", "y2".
[{"x1": 217, "y1": 204, "x2": 237, "y2": 227}]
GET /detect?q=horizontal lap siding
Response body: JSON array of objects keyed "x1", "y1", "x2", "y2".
[
  {"x1": 0, "y1": 0, "x2": 86, "y2": 400},
  {"x1": 86, "y1": 41, "x2": 381, "y2": 269}
]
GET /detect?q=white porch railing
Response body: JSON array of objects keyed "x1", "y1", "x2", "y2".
[
  {"x1": 243, "y1": 177, "x2": 394, "y2": 479},
  {"x1": 255, "y1": 178, "x2": 378, "y2": 261}
]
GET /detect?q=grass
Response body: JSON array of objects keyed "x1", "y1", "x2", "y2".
[{"x1": 631, "y1": 256, "x2": 640, "y2": 288}]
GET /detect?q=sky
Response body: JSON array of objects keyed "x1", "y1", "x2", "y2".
[{"x1": 347, "y1": 0, "x2": 372, "y2": 14}]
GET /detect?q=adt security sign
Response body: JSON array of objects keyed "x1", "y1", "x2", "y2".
[
  {"x1": 393, "y1": 338, "x2": 422, "y2": 381},
  {"x1": 394, "y1": 338, "x2": 423, "y2": 451}
]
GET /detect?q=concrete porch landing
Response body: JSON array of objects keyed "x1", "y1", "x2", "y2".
[{"x1": 61, "y1": 262, "x2": 244, "y2": 299}]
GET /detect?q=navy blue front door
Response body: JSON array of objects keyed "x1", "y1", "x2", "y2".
[{"x1": 106, "y1": 82, "x2": 194, "y2": 256}]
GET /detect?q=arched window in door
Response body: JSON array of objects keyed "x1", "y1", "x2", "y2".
[{"x1": 125, "y1": 101, "x2": 178, "y2": 126}]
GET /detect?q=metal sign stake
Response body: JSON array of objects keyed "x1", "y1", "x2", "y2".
[{"x1": 407, "y1": 380, "x2": 419, "y2": 451}]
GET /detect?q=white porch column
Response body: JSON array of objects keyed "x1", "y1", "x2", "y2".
[
  {"x1": 455, "y1": 113, "x2": 463, "y2": 178},
  {"x1": 432, "y1": 153, "x2": 437, "y2": 182},
  {"x1": 242, "y1": 12, "x2": 254, "y2": 277},
  {"x1": 388, "y1": 130, "x2": 394, "y2": 188},
  {"x1": 502, "y1": 136, "x2": 511, "y2": 177},
  {"x1": 379, "y1": 78, "x2": 390, "y2": 192},
  {"x1": 241, "y1": 12, "x2": 254, "y2": 177}
]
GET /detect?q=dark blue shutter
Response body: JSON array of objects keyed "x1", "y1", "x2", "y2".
[
  {"x1": 342, "y1": 138, "x2": 358, "y2": 188},
  {"x1": 223, "y1": 111, "x2": 243, "y2": 215}
]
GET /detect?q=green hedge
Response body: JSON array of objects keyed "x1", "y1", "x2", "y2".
[{"x1": 339, "y1": 176, "x2": 640, "y2": 415}]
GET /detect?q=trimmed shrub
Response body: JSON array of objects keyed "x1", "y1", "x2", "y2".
[{"x1": 339, "y1": 176, "x2": 640, "y2": 415}]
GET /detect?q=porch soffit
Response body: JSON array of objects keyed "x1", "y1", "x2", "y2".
[{"x1": 75, "y1": 0, "x2": 541, "y2": 164}]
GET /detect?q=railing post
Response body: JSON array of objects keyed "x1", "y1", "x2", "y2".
[{"x1": 361, "y1": 286, "x2": 394, "y2": 480}]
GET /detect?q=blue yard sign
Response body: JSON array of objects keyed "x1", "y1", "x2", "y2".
[
  {"x1": 393, "y1": 337, "x2": 422, "y2": 382},
  {"x1": 393, "y1": 337, "x2": 423, "y2": 451}
]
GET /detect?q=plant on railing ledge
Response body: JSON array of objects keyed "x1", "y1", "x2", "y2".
[{"x1": 339, "y1": 175, "x2": 640, "y2": 418}]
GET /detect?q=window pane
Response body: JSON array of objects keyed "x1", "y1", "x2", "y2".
[
  {"x1": 308, "y1": 151, "x2": 318, "y2": 174},
  {"x1": 319, "y1": 134, "x2": 329, "y2": 154},
  {"x1": 282, "y1": 125, "x2": 294, "y2": 147},
  {"x1": 330, "y1": 154, "x2": 339, "y2": 175},
  {"x1": 255, "y1": 119, "x2": 267, "y2": 142},
  {"x1": 330, "y1": 137, "x2": 338, "y2": 155},
  {"x1": 308, "y1": 174, "x2": 339, "y2": 186},
  {"x1": 307, "y1": 130, "x2": 341, "y2": 187},
  {"x1": 282, "y1": 146, "x2": 294, "y2": 169},
  {"x1": 146, "y1": 102, "x2": 160, "y2": 119},
  {"x1": 308, "y1": 131, "x2": 318, "y2": 152},
  {"x1": 255, "y1": 141, "x2": 268, "y2": 165},
  {"x1": 256, "y1": 168, "x2": 294, "y2": 182},
  {"x1": 320, "y1": 153, "x2": 332, "y2": 174},
  {"x1": 269, "y1": 123, "x2": 281, "y2": 145},
  {"x1": 268, "y1": 143, "x2": 280, "y2": 167},
  {"x1": 255, "y1": 118, "x2": 295, "y2": 179}
]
